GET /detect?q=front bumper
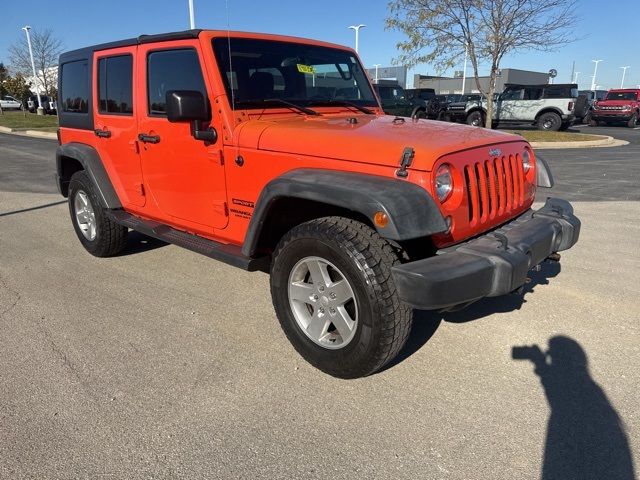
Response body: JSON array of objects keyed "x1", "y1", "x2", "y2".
[
  {"x1": 592, "y1": 111, "x2": 633, "y2": 121},
  {"x1": 392, "y1": 198, "x2": 580, "y2": 310}
]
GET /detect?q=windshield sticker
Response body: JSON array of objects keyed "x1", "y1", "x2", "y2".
[{"x1": 296, "y1": 64, "x2": 316, "y2": 74}]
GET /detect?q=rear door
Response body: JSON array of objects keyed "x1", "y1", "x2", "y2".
[
  {"x1": 93, "y1": 47, "x2": 145, "y2": 207},
  {"x1": 136, "y1": 40, "x2": 227, "y2": 231}
]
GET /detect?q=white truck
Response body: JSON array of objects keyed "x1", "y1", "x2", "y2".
[{"x1": 462, "y1": 84, "x2": 578, "y2": 131}]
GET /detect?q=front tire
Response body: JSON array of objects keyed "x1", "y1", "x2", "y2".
[
  {"x1": 627, "y1": 113, "x2": 638, "y2": 128},
  {"x1": 466, "y1": 110, "x2": 485, "y2": 127},
  {"x1": 68, "y1": 171, "x2": 128, "y2": 257},
  {"x1": 270, "y1": 217, "x2": 412, "y2": 378}
]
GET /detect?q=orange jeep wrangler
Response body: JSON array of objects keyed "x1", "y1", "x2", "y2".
[{"x1": 56, "y1": 29, "x2": 580, "y2": 378}]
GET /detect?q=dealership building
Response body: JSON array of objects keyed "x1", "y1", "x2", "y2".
[{"x1": 412, "y1": 68, "x2": 551, "y2": 94}]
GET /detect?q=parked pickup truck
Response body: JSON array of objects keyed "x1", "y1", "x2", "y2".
[
  {"x1": 590, "y1": 89, "x2": 640, "y2": 128},
  {"x1": 462, "y1": 84, "x2": 578, "y2": 131},
  {"x1": 56, "y1": 29, "x2": 580, "y2": 378}
]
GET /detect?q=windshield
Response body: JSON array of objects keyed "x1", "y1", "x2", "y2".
[
  {"x1": 605, "y1": 91, "x2": 637, "y2": 101},
  {"x1": 212, "y1": 38, "x2": 377, "y2": 110}
]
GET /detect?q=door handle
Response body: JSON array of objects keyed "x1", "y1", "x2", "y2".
[
  {"x1": 138, "y1": 133, "x2": 161, "y2": 144},
  {"x1": 94, "y1": 128, "x2": 111, "y2": 138}
]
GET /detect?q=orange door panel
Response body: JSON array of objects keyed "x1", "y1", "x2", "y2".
[
  {"x1": 93, "y1": 47, "x2": 145, "y2": 207},
  {"x1": 136, "y1": 40, "x2": 227, "y2": 231}
]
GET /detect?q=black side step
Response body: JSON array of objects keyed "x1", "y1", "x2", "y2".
[{"x1": 107, "y1": 210, "x2": 269, "y2": 272}]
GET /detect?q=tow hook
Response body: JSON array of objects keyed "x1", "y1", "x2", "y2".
[{"x1": 547, "y1": 253, "x2": 561, "y2": 263}]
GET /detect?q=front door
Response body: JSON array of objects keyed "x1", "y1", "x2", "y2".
[
  {"x1": 93, "y1": 47, "x2": 145, "y2": 207},
  {"x1": 136, "y1": 41, "x2": 227, "y2": 231}
]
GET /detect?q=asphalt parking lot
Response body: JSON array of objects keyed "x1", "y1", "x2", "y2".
[{"x1": 1, "y1": 126, "x2": 639, "y2": 479}]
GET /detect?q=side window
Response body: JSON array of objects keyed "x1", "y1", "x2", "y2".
[
  {"x1": 147, "y1": 48, "x2": 207, "y2": 115},
  {"x1": 543, "y1": 86, "x2": 566, "y2": 98},
  {"x1": 502, "y1": 88, "x2": 524, "y2": 101},
  {"x1": 98, "y1": 55, "x2": 133, "y2": 115},
  {"x1": 525, "y1": 88, "x2": 543, "y2": 100},
  {"x1": 61, "y1": 60, "x2": 89, "y2": 113}
]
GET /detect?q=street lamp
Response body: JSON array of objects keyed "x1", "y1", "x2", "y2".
[
  {"x1": 620, "y1": 66, "x2": 630, "y2": 89},
  {"x1": 348, "y1": 24, "x2": 366, "y2": 54},
  {"x1": 590, "y1": 59, "x2": 602, "y2": 93},
  {"x1": 573, "y1": 71, "x2": 580, "y2": 84},
  {"x1": 22, "y1": 26, "x2": 43, "y2": 115},
  {"x1": 188, "y1": 0, "x2": 195, "y2": 29},
  {"x1": 373, "y1": 63, "x2": 381, "y2": 82}
]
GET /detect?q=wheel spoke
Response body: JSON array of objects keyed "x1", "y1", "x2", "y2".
[
  {"x1": 306, "y1": 259, "x2": 331, "y2": 287},
  {"x1": 306, "y1": 312, "x2": 329, "y2": 340},
  {"x1": 289, "y1": 282, "x2": 316, "y2": 303},
  {"x1": 332, "y1": 306, "x2": 355, "y2": 340},
  {"x1": 329, "y1": 279, "x2": 352, "y2": 306}
]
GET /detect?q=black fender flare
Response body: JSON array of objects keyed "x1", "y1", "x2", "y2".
[
  {"x1": 56, "y1": 143, "x2": 122, "y2": 208},
  {"x1": 411, "y1": 106, "x2": 427, "y2": 119},
  {"x1": 242, "y1": 169, "x2": 447, "y2": 257}
]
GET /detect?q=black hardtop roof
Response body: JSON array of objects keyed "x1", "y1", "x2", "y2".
[{"x1": 59, "y1": 29, "x2": 202, "y2": 63}]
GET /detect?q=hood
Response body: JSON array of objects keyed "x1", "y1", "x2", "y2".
[{"x1": 235, "y1": 114, "x2": 524, "y2": 171}]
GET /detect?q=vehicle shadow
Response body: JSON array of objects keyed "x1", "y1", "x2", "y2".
[
  {"x1": 0, "y1": 200, "x2": 67, "y2": 218},
  {"x1": 513, "y1": 336, "x2": 636, "y2": 480},
  {"x1": 380, "y1": 260, "x2": 561, "y2": 372},
  {"x1": 119, "y1": 231, "x2": 168, "y2": 256}
]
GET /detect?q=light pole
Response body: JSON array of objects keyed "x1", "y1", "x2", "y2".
[
  {"x1": 620, "y1": 66, "x2": 630, "y2": 88},
  {"x1": 590, "y1": 59, "x2": 602, "y2": 93},
  {"x1": 573, "y1": 71, "x2": 580, "y2": 84},
  {"x1": 461, "y1": 43, "x2": 468, "y2": 94},
  {"x1": 188, "y1": 0, "x2": 195, "y2": 29},
  {"x1": 373, "y1": 64, "x2": 381, "y2": 82},
  {"x1": 22, "y1": 26, "x2": 43, "y2": 115},
  {"x1": 348, "y1": 24, "x2": 366, "y2": 54}
]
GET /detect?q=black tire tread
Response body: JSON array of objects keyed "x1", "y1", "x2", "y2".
[
  {"x1": 68, "y1": 171, "x2": 128, "y2": 257},
  {"x1": 271, "y1": 216, "x2": 412, "y2": 377}
]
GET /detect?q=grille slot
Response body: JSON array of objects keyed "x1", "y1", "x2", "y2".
[{"x1": 464, "y1": 155, "x2": 524, "y2": 225}]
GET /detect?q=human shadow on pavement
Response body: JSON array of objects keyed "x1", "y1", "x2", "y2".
[
  {"x1": 512, "y1": 337, "x2": 636, "y2": 480},
  {"x1": 381, "y1": 260, "x2": 561, "y2": 372}
]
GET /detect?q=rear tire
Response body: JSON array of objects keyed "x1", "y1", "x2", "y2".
[
  {"x1": 68, "y1": 171, "x2": 128, "y2": 257},
  {"x1": 270, "y1": 217, "x2": 412, "y2": 378},
  {"x1": 537, "y1": 112, "x2": 562, "y2": 131}
]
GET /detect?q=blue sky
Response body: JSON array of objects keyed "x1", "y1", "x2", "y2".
[{"x1": 0, "y1": 0, "x2": 635, "y2": 90}]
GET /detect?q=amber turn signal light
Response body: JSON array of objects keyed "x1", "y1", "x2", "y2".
[{"x1": 373, "y1": 211, "x2": 389, "y2": 228}]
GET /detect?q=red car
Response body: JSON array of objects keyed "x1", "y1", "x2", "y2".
[{"x1": 591, "y1": 89, "x2": 640, "y2": 127}]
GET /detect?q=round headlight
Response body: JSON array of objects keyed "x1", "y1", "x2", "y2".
[
  {"x1": 435, "y1": 164, "x2": 453, "y2": 202},
  {"x1": 522, "y1": 149, "x2": 532, "y2": 172}
]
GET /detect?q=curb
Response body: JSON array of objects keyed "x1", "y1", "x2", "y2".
[
  {"x1": 530, "y1": 135, "x2": 628, "y2": 149},
  {"x1": 0, "y1": 125, "x2": 57, "y2": 139}
]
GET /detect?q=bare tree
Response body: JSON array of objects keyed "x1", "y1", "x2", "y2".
[
  {"x1": 8, "y1": 28, "x2": 63, "y2": 96},
  {"x1": 387, "y1": 0, "x2": 577, "y2": 128}
]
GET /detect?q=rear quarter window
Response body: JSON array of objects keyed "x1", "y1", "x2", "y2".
[{"x1": 61, "y1": 60, "x2": 89, "y2": 113}]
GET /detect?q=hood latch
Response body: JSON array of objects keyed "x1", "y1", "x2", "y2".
[{"x1": 396, "y1": 147, "x2": 415, "y2": 178}]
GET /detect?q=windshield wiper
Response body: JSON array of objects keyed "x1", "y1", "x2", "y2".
[
  {"x1": 235, "y1": 99, "x2": 321, "y2": 116},
  {"x1": 308, "y1": 98, "x2": 374, "y2": 115}
]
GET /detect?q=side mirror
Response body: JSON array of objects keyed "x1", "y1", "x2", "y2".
[{"x1": 165, "y1": 90, "x2": 217, "y2": 143}]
